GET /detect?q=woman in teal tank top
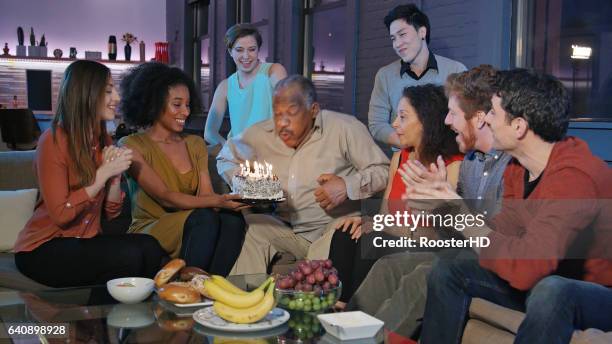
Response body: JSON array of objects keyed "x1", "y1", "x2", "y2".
[{"x1": 205, "y1": 24, "x2": 287, "y2": 146}]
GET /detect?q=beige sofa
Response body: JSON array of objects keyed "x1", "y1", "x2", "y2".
[
  {"x1": 0, "y1": 150, "x2": 48, "y2": 292},
  {"x1": 462, "y1": 297, "x2": 612, "y2": 344},
  {"x1": 0, "y1": 149, "x2": 294, "y2": 292}
]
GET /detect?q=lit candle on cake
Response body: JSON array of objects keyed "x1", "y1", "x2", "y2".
[{"x1": 231, "y1": 159, "x2": 283, "y2": 199}]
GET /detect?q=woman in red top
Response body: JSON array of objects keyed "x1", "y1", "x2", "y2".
[
  {"x1": 329, "y1": 84, "x2": 463, "y2": 306},
  {"x1": 13, "y1": 60, "x2": 167, "y2": 288}
]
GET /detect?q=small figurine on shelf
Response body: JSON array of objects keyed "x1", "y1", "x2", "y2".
[
  {"x1": 121, "y1": 32, "x2": 138, "y2": 61},
  {"x1": 12, "y1": 95, "x2": 19, "y2": 109},
  {"x1": 69, "y1": 47, "x2": 77, "y2": 59},
  {"x1": 2, "y1": 43, "x2": 9, "y2": 56}
]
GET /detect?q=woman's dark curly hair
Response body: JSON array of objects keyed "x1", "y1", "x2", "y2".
[
  {"x1": 402, "y1": 84, "x2": 460, "y2": 166},
  {"x1": 120, "y1": 62, "x2": 202, "y2": 128}
]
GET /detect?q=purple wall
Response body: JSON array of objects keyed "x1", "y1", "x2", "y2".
[{"x1": 0, "y1": 0, "x2": 166, "y2": 60}]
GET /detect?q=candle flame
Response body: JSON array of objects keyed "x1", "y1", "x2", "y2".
[{"x1": 239, "y1": 160, "x2": 274, "y2": 179}]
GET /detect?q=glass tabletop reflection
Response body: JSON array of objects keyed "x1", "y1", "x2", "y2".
[{"x1": 0, "y1": 274, "x2": 386, "y2": 343}]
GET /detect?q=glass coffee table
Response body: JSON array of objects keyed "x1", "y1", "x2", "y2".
[{"x1": 0, "y1": 274, "x2": 390, "y2": 343}]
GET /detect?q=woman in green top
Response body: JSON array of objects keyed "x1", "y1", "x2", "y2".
[
  {"x1": 204, "y1": 23, "x2": 287, "y2": 146},
  {"x1": 120, "y1": 62, "x2": 247, "y2": 276}
]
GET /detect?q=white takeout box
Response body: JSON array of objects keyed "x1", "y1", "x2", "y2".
[{"x1": 317, "y1": 311, "x2": 384, "y2": 340}]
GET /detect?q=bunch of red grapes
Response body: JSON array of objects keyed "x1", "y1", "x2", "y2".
[{"x1": 276, "y1": 259, "x2": 340, "y2": 292}]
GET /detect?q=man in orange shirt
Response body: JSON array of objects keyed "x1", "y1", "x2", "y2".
[{"x1": 406, "y1": 69, "x2": 612, "y2": 343}]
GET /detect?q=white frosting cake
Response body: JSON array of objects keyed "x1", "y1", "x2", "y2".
[{"x1": 232, "y1": 160, "x2": 283, "y2": 199}]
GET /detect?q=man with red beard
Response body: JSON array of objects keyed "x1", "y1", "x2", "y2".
[
  {"x1": 345, "y1": 65, "x2": 511, "y2": 339},
  {"x1": 408, "y1": 69, "x2": 612, "y2": 344},
  {"x1": 401, "y1": 64, "x2": 511, "y2": 215}
]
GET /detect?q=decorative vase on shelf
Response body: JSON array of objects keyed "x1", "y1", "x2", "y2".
[
  {"x1": 139, "y1": 41, "x2": 145, "y2": 62},
  {"x1": 124, "y1": 43, "x2": 131, "y2": 61},
  {"x1": 16, "y1": 27, "x2": 25, "y2": 56},
  {"x1": 108, "y1": 35, "x2": 117, "y2": 60},
  {"x1": 17, "y1": 27, "x2": 24, "y2": 46}
]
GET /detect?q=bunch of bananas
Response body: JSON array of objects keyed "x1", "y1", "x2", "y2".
[{"x1": 205, "y1": 276, "x2": 276, "y2": 324}]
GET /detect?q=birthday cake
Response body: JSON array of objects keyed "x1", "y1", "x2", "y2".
[{"x1": 232, "y1": 160, "x2": 283, "y2": 200}]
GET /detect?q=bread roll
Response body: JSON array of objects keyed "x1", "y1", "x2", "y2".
[
  {"x1": 154, "y1": 305, "x2": 194, "y2": 331},
  {"x1": 166, "y1": 281, "x2": 192, "y2": 288},
  {"x1": 179, "y1": 266, "x2": 209, "y2": 281},
  {"x1": 159, "y1": 317, "x2": 194, "y2": 332},
  {"x1": 154, "y1": 258, "x2": 186, "y2": 287},
  {"x1": 158, "y1": 284, "x2": 201, "y2": 304},
  {"x1": 189, "y1": 274, "x2": 213, "y2": 299}
]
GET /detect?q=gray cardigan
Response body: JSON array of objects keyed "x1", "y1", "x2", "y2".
[{"x1": 368, "y1": 54, "x2": 467, "y2": 145}]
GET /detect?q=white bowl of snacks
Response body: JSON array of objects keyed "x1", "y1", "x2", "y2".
[{"x1": 107, "y1": 277, "x2": 155, "y2": 304}]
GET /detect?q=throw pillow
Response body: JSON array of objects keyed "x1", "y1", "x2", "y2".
[{"x1": 0, "y1": 189, "x2": 37, "y2": 252}]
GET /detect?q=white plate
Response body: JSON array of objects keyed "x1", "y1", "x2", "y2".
[
  {"x1": 157, "y1": 299, "x2": 214, "y2": 317},
  {"x1": 173, "y1": 299, "x2": 213, "y2": 308},
  {"x1": 154, "y1": 289, "x2": 213, "y2": 308},
  {"x1": 193, "y1": 306, "x2": 289, "y2": 332},
  {"x1": 194, "y1": 323, "x2": 289, "y2": 339}
]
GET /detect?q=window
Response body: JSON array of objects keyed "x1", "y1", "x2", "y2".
[
  {"x1": 248, "y1": 0, "x2": 269, "y2": 62},
  {"x1": 26, "y1": 70, "x2": 52, "y2": 112},
  {"x1": 250, "y1": 0, "x2": 268, "y2": 23},
  {"x1": 200, "y1": 37, "x2": 211, "y2": 112},
  {"x1": 514, "y1": 0, "x2": 612, "y2": 119},
  {"x1": 304, "y1": 0, "x2": 347, "y2": 112}
]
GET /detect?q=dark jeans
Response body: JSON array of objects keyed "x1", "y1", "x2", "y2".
[
  {"x1": 421, "y1": 259, "x2": 612, "y2": 344},
  {"x1": 15, "y1": 234, "x2": 167, "y2": 288},
  {"x1": 180, "y1": 208, "x2": 246, "y2": 276},
  {"x1": 516, "y1": 275, "x2": 612, "y2": 343}
]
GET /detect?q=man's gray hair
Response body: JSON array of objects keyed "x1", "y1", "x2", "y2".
[{"x1": 274, "y1": 74, "x2": 318, "y2": 107}]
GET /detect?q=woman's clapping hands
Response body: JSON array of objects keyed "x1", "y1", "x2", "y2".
[{"x1": 98, "y1": 146, "x2": 133, "y2": 181}]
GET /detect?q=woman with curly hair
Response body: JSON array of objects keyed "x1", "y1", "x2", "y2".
[
  {"x1": 329, "y1": 84, "x2": 463, "y2": 307},
  {"x1": 13, "y1": 60, "x2": 167, "y2": 287},
  {"x1": 119, "y1": 62, "x2": 247, "y2": 275}
]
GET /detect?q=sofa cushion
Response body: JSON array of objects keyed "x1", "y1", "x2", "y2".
[
  {"x1": 0, "y1": 189, "x2": 37, "y2": 252},
  {"x1": 467, "y1": 298, "x2": 612, "y2": 344},
  {"x1": 0, "y1": 253, "x2": 50, "y2": 291},
  {"x1": 571, "y1": 328, "x2": 612, "y2": 344},
  {"x1": 0, "y1": 150, "x2": 37, "y2": 191},
  {"x1": 469, "y1": 297, "x2": 525, "y2": 334},
  {"x1": 461, "y1": 319, "x2": 514, "y2": 344}
]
